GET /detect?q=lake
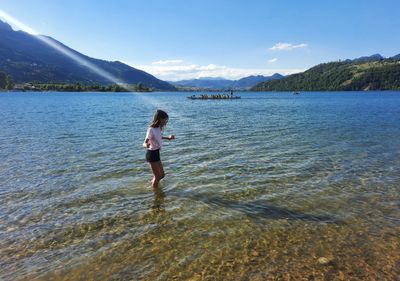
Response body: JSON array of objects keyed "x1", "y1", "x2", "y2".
[{"x1": 0, "y1": 91, "x2": 399, "y2": 280}]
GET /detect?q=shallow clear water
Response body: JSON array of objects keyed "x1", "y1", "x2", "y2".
[{"x1": 0, "y1": 91, "x2": 399, "y2": 280}]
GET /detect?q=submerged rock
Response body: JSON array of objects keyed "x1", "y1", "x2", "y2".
[{"x1": 318, "y1": 257, "x2": 334, "y2": 265}]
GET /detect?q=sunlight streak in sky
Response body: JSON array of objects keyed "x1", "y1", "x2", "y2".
[
  {"x1": 0, "y1": 9, "x2": 186, "y2": 120},
  {"x1": 0, "y1": 10, "x2": 39, "y2": 35},
  {"x1": 0, "y1": 9, "x2": 125, "y2": 85}
]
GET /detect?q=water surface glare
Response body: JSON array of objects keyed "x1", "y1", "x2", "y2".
[{"x1": 0, "y1": 91, "x2": 399, "y2": 280}]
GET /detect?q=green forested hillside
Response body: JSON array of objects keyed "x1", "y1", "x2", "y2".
[{"x1": 252, "y1": 57, "x2": 400, "y2": 91}]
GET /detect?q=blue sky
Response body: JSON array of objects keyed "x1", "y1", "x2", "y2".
[{"x1": 1, "y1": 0, "x2": 399, "y2": 80}]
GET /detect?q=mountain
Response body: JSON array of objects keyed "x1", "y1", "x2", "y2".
[
  {"x1": 351, "y1": 54, "x2": 384, "y2": 63},
  {"x1": 170, "y1": 74, "x2": 283, "y2": 90},
  {"x1": 170, "y1": 78, "x2": 234, "y2": 89},
  {"x1": 0, "y1": 20, "x2": 176, "y2": 90},
  {"x1": 252, "y1": 55, "x2": 400, "y2": 91},
  {"x1": 391, "y1": 54, "x2": 400, "y2": 60},
  {"x1": 232, "y1": 74, "x2": 284, "y2": 89},
  {"x1": 197, "y1": 77, "x2": 227, "y2": 80}
]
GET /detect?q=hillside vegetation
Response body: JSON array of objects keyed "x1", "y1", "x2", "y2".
[{"x1": 252, "y1": 56, "x2": 400, "y2": 91}]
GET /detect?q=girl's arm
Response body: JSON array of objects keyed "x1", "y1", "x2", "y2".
[
  {"x1": 143, "y1": 138, "x2": 150, "y2": 148},
  {"x1": 162, "y1": 135, "x2": 176, "y2": 140}
]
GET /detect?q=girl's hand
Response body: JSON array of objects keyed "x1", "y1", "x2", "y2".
[
  {"x1": 143, "y1": 139, "x2": 150, "y2": 148},
  {"x1": 169, "y1": 135, "x2": 176, "y2": 140}
]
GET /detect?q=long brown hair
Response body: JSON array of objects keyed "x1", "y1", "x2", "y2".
[{"x1": 149, "y1": 109, "x2": 169, "y2": 130}]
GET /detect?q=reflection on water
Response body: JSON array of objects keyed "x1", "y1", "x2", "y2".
[
  {"x1": 169, "y1": 191, "x2": 340, "y2": 223},
  {"x1": 152, "y1": 187, "x2": 166, "y2": 212},
  {"x1": 0, "y1": 92, "x2": 399, "y2": 280}
]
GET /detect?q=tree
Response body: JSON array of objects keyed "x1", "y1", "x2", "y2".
[
  {"x1": 137, "y1": 82, "x2": 144, "y2": 91},
  {"x1": 6, "y1": 75, "x2": 14, "y2": 90},
  {"x1": 0, "y1": 71, "x2": 7, "y2": 89}
]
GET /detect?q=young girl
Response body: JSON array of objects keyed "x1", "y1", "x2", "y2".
[{"x1": 143, "y1": 110, "x2": 175, "y2": 189}]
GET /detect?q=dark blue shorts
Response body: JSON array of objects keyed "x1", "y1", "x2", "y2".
[{"x1": 146, "y1": 149, "x2": 160, "y2": 162}]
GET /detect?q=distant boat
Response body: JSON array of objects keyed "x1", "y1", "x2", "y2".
[
  {"x1": 187, "y1": 93, "x2": 241, "y2": 100},
  {"x1": 293, "y1": 92, "x2": 301, "y2": 95}
]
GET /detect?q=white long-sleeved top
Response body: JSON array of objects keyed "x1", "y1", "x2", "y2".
[{"x1": 145, "y1": 127, "x2": 162, "y2": 150}]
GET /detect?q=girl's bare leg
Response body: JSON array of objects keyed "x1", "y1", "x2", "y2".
[{"x1": 149, "y1": 161, "x2": 165, "y2": 188}]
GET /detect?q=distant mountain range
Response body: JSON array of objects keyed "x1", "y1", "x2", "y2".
[
  {"x1": 170, "y1": 74, "x2": 284, "y2": 90},
  {"x1": 233, "y1": 74, "x2": 284, "y2": 89},
  {"x1": 252, "y1": 54, "x2": 400, "y2": 91},
  {"x1": 170, "y1": 77, "x2": 234, "y2": 89},
  {"x1": 0, "y1": 20, "x2": 176, "y2": 90}
]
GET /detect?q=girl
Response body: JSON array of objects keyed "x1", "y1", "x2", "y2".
[{"x1": 143, "y1": 110, "x2": 175, "y2": 189}]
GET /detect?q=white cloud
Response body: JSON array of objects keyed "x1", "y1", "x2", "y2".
[
  {"x1": 270, "y1": 42, "x2": 308, "y2": 51},
  {"x1": 127, "y1": 59, "x2": 304, "y2": 81},
  {"x1": 268, "y1": 58, "x2": 278, "y2": 63},
  {"x1": 151, "y1": 59, "x2": 184, "y2": 65}
]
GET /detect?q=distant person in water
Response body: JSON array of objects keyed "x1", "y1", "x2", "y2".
[{"x1": 143, "y1": 110, "x2": 175, "y2": 189}]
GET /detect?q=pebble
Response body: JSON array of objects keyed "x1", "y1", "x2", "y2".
[{"x1": 318, "y1": 257, "x2": 333, "y2": 265}]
